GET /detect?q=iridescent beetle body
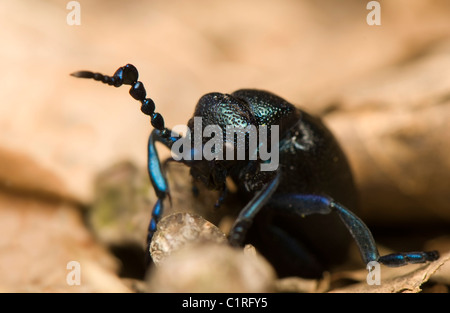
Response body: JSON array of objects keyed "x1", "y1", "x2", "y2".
[{"x1": 72, "y1": 64, "x2": 438, "y2": 278}]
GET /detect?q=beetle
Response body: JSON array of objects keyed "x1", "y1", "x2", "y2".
[{"x1": 72, "y1": 64, "x2": 439, "y2": 278}]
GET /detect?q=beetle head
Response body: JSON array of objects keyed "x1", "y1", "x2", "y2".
[{"x1": 183, "y1": 93, "x2": 258, "y2": 190}]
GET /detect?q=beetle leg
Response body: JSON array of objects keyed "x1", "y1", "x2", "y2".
[
  {"x1": 377, "y1": 251, "x2": 440, "y2": 266},
  {"x1": 228, "y1": 171, "x2": 281, "y2": 247},
  {"x1": 146, "y1": 128, "x2": 179, "y2": 262},
  {"x1": 325, "y1": 199, "x2": 439, "y2": 266},
  {"x1": 268, "y1": 194, "x2": 439, "y2": 266},
  {"x1": 214, "y1": 184, "x2": 228, "y2": 209}
]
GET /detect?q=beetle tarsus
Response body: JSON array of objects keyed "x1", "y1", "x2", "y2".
[{"x1": 378, "y1": 250, "x2": 440, "y2": 267}]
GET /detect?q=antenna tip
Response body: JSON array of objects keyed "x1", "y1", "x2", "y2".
[{"x1": 70, "y1": 71, "x2": 94, "y2": 78}]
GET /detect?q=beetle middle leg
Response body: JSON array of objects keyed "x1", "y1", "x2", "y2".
[
  {"x1": 262, "y1": 193, "x2": 439, "y2": 267},
  {"x1": 228, "y1": 172, "x2": 281, "y2": 247}
]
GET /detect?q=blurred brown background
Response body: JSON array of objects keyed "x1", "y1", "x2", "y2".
[{"x1": 0, "y1": 0, "x2": 449, "y2": 292}]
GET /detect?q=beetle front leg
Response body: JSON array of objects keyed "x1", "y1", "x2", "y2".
[
  {"x1": 146, "y1": 129, "x2": 179, "y2": 261},
  {"x1": 268, "y1": 194, "x2": 439, "y2": 267}
]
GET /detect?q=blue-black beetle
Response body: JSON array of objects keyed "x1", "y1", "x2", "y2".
[{"x1": 72, "y1": 64, "x2": 438, "y2": 278}]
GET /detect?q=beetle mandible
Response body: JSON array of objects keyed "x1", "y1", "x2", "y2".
[{"x1": 72, "y1": 64, "x2": 439, "y2": 278}]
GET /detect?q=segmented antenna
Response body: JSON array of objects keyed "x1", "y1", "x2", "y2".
[{"x1": 71, "y1": 64, "x2": 169, "y2": 137}]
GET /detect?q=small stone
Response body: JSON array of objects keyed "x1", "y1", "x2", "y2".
[{"x1": 150, "y1": 212, "x2": 227, "y2": 265}]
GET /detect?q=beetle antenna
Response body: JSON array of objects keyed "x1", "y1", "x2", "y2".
[{"x1": 71, "y1": 64, "x2": 170, "y2": 137}]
